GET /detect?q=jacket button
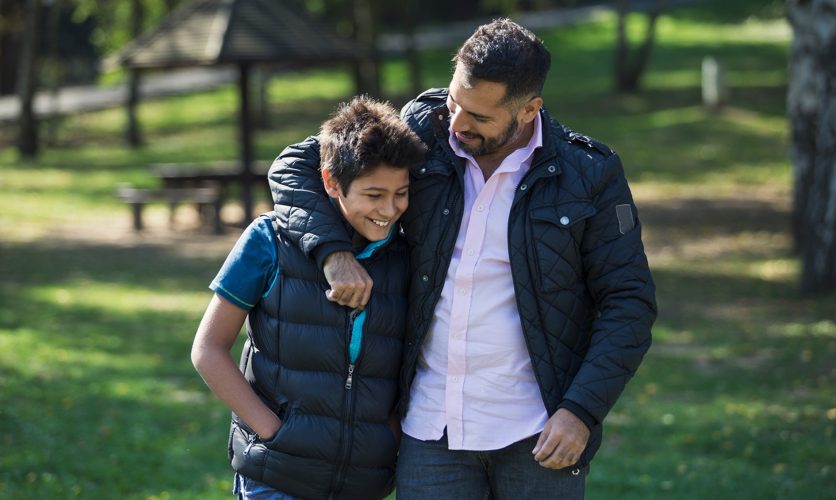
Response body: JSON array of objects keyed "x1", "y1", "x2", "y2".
[
  {"x1": 442, "y1": 208, "x2": 450, "y2": 215},
  {"x1": 520, "y1": 184, "x2": 527, "y2": 191},
  {"x1": 421, "y1": 275, "x2": 429, "y2": 282},
  {"x1": 548, "y1": 165, "x2": 556, "y2": 173},
  {"x1": 560, "y1": 216, "x2": 570, "y2": 225},
  {"x1": 419, "y1": 167, "x2": 426, "y2": 174},
  {"x1": 437, "y1": 114, "x2": 444, "y2": 120}
]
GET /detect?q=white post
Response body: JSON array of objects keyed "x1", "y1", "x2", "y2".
[{"x1": 702, "y1": 56, "x2": 728, "y2": 109}]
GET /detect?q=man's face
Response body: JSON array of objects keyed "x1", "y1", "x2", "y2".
[
  {"x1": 446, "y1": 64, "x2": 523, "y2": 157},
  {"x1": 324, "y1": 164, "x2": 410, "y2": 243}
]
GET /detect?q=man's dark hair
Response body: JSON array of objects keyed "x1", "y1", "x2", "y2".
[
  {"x1": 320, "y1": 96, "x2": 426, "y2": 193},
  {"x1": 453, "y1": 18, "x2": 551, "y2": 105}
]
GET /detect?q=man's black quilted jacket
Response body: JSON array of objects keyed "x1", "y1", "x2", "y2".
[{"x1": 267, "y1": 88, "x2": 656, "y2": 466}]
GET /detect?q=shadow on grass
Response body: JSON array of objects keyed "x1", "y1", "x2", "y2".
[{"x1": 0, "y1": 241, "x2": 220, "y2": 291}]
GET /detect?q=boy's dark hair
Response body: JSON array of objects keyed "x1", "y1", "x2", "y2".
[
  {"x1": 320, "y1": 96, "x2": 426, "y2": 193},
  {"x1": 453, "y1": 18, "x2": 551, "y2": 106}
]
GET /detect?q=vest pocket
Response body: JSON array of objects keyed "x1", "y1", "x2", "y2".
[{"x1": 530, "y1": 202, "x2": 596, "y2": 292}]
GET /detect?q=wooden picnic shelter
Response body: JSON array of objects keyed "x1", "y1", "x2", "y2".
[{"x1": 117, "y1": 0, "x2": 359, "y2": 224}]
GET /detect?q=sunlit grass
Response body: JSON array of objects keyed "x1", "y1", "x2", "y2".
[{"x1": 2, "y1": 2, "x2": 834, "y2": 498}]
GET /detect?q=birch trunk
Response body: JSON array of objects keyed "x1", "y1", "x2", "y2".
[{"x1": 788, "y1": 0, "x2": 836, "y2": 293}]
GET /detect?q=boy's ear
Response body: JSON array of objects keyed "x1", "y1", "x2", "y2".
[{"x1": 321, "y1": 168, "x2": 341, "y2": 197}]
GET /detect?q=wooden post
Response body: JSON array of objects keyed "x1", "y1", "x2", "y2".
[{"x1": 238, "y1": 63, "x2": 254, "y2": 224}]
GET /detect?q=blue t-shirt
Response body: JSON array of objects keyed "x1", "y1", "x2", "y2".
[{"x1": 210, "y1": 217, "x2": 280, "y2": 311}]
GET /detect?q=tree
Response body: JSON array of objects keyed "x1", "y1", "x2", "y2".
[
  {"x1": 16, "y1": 0, "x2": 41, "y2": 158},
  {"x1": 125, "y1": 0, "x2": 144, "y2": 147},
  {"x1": 787, "y1": 0, "x2": 836, "y2": 294},
  {"x1": 352, "y1": 0, "x2": 381, "y2": 97},
  {"x1": 613, "y1": 0, "x2": 664, "y2": 93}
]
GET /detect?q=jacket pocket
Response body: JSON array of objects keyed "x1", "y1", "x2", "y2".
[{"x1": 530, "y1": 201, "x2": 596, "y2": 292}]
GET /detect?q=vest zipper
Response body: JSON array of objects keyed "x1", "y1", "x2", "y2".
[
  {"x1": 330, "y1": 307, "x2": 363, "y2": 496},
  {"x1": 344, "y1": 363, "x2": 355, "y2": 389},
  {"x1": 242, "y1": 432, "x2": 257, "y2": 456}
]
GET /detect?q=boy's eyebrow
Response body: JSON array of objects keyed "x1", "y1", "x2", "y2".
[{"x1": 361, "y1": 184, "x2": 410, "y2": 191}]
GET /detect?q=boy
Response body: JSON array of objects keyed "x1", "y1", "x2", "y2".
[{"x1": 191, "y1": 96, "x2": 426, "y2": 500}]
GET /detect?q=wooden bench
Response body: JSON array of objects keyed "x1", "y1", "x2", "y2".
[{"x1": 115, "y1": 183, "x2": 224, "y2": 234}]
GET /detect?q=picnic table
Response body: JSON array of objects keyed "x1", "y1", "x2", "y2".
[{"x1": 116, "y1": 161, "x2": 269, "y2": 233}]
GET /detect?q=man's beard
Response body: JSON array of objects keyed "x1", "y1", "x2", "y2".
[{"x1": 457, "y1": 116, "x2": 521, "y2": 157}]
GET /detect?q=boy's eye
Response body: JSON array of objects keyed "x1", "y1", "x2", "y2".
[
  {"x1": 366, "y1": 194, "x2": 382, "y2": 199},
  {"x1": 396, "y1": 191, "x2": 408, "y2": 198}
]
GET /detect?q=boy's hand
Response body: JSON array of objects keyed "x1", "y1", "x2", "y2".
[{"x1": 323, "y1": 252, "x2": 373, "y2": 309}]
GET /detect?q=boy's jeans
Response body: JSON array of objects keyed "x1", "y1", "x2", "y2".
[
  {"x1": 233, "y1": 473, "x2": 300, "y2": 500},
  {"x1": 396, "y1": 432, "x2": 587, "y2": 500}
]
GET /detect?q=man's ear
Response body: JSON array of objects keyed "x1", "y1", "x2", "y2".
[
  {"x1": 519, "y1": 96, "x2": 543, "y2": 125},
  {"x1": 321, "y1": 168, "x2": 341, "y2": 197}
]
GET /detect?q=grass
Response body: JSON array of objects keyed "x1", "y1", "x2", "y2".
[{"x1": 1, "y1": 0, "x2": 834, "y2": 498}]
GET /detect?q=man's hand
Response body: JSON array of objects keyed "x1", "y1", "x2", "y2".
[
  {"x1": 532, "y1": 408, "x2": 590, "y2": 469},
  {"x1": 323, "y1": 251, "x2": 373, "y2": 309}
]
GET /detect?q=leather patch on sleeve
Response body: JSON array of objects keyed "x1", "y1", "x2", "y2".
[{"x1": 616, "y1": 204, "x2": 635, "y2": 234}]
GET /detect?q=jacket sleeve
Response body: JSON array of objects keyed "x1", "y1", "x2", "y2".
[
  {"x1": 267, "y1": 136, "x2": 354, "y2": 268},
  {"x1": 558, "y1": 152, "x2": 657, "y2": 429}
]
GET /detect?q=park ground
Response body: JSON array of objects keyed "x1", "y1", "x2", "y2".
[{"x1": 1, "y1": 0, "x2": 834, "y2": 498}]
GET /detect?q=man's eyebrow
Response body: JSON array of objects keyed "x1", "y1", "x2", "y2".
[{"x1": 449, "y1": 94, "x2": 492, "y2": 120}]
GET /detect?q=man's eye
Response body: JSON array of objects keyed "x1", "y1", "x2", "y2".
[
  {"x1": 367, "y1": 194, "x2": 381, "y2": 199},
  {"x1": 396, "y1": 191, "x2": 408, "y2": 198}
]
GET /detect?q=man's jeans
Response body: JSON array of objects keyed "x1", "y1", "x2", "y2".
[{"x1": 396, "y1": 432, "x2": 587, "y2": 500}]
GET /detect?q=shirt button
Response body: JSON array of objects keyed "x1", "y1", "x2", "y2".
[
  {"x1": 421, "y1": 275, "x2": 429, "y2": 282},
  {"x1": 467, "y1": 249, "x2": 475, "y2": 256},
  {"x1": 442, "y1": 208, "x2": 450, "y2": 215},
  {"x1": 548, "y1": 165, "x2": 556, "y2": 173},
  {"x1": 437, "y1": 114, "x2": 444, "y2": 120},
  {"x1": 451, "y1": 376, "x2": 459, "y2": 382},
  {"x1": 520, "y1": 184, "x2": 528, "y2": 191},
  {"x1": 560, "y1": 216, "x2": 570, "y2": 225},
  {"x1": 458, "y1": 288, "x2": 467, "y2": 295},
  {"x1": 477, "y1": 205, "x2": 484, "y2": 212}
]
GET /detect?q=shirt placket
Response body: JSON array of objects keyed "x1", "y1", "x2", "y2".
[{"x1": 445, "y1": 166, "x2": 500, "y2": 448}]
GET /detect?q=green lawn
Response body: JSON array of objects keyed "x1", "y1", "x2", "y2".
[{"x1": 1, "y1": 0, "x2": 834, "y2": 498}]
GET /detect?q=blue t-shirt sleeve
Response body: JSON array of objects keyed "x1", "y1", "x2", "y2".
[{"x1": 210, "y1": 217, "x2": 279, "y2": 311}]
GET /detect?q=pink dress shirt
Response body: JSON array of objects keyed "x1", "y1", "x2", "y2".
[{"x1": 402, "y1": 114, "x2": 549, "y2": 450}]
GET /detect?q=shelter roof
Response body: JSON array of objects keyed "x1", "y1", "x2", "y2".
[{"x1": 118, "y1": 0, "x2": 358, "y2": 69}]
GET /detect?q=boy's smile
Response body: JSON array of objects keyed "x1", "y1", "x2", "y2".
[{"x1": 323, "y1": 164, "x2": 410, "y2": 244}]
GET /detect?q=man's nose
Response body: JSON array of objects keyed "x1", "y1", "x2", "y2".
[{"x1": 450, "y1": 107, "x2": 468, "y2": 132}]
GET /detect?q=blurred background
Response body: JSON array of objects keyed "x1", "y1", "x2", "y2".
[{"x1": 0, "y1": 0, "x2": 834, "y2": 498}]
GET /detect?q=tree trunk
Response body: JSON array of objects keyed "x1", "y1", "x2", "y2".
[
  {"x1": 403, "y1": 0, "x2": 423, "y2": 97},
  {"x1": 788, "y1": 0, "x2": 836, "y2": 294},
  {"x1": 352, "y1": 0, "x2": 381, "y2": 97},
  {"x1": 614, "y1": 0, "x2": 664, "y2": 93},
  {"x1": 126, "y1": 0, "x2": 144, "y2": 147},
  {"x1": 16, "y1": 0, "x2": 40, "y2": 158}
]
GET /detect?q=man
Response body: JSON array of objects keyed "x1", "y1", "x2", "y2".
[{"x1": 269, "y1": 18, "x2": 656, "y2": 499}]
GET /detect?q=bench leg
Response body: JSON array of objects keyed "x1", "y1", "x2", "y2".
[
  {"x1": 130, "y1": 203, "x2": 145, "y2": 231},
  {"x1": 168, "y1": 202, "x2": 179, "y2": 228}
]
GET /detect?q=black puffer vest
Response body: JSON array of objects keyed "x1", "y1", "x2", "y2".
[{"x1": 229, "y1": 214, "x2": 409, "y2": 500}]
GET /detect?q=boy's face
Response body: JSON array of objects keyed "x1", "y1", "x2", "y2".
[{"x1": 323, "y1": 164, "x2": 409, "y2": 243}]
